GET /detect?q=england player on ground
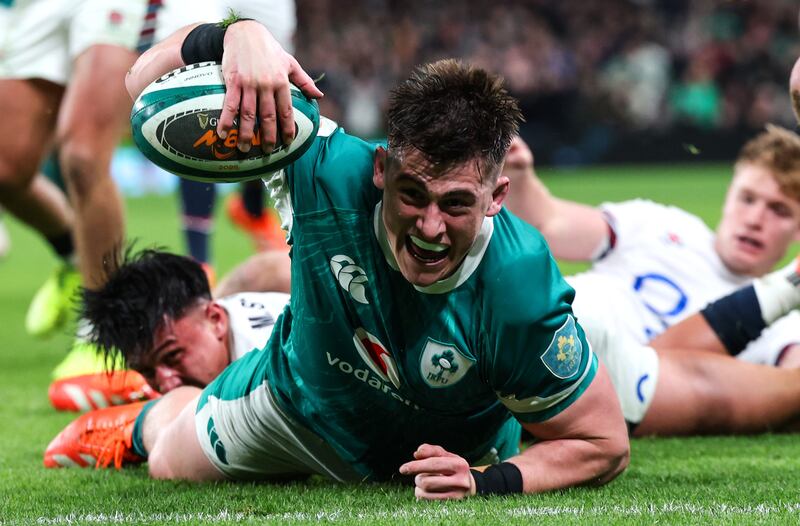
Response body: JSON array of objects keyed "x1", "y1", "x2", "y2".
[
  {"x1": 48, "y1": 20, "x2": 631, "y2": 499},
  {"x1": 503, "y1": 129, "x2": 800, "y2": 369}
]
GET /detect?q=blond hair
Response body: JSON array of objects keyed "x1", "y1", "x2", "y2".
[{"x1": 736, "y1": 124, "x2": 800, "y2": 203}]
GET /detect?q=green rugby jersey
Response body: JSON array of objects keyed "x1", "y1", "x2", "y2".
[{"x1": 262, "y1": 118, "x2": 597, "y2": 479}]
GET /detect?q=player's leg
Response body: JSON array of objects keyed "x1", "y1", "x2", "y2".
[
  {"x1": 0, "y1": 79, "x2": 64, "y2": 243},
  {"x1": 2, "y1": 173, "x2": 74, "y2": 244},
  {"x1": 145, "y1": 388, "x2": 225, "y2": 481},
  {"x1": 44, "y1": 386, "x2": 200, "y2": 470},
  {"x1": 178, "y1": 178, "x2": 217, "y2": 286},
  {"x1": 635, "y1": 351, "x2": 800, "y2": 436},
  {"x1": 55, "y1": 44, "x2": 136, "y2": 289}
]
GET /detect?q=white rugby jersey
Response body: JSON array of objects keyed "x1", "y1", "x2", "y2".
[
  {"x1": 569, "y1": 199, "x2": 799, "y2": 364},
  {"x1": 218, "y1": 292, "x2": 290, "y2": 361}
]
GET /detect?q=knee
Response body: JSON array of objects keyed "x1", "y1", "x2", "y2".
[
  {"x1": 147, "y1": 443, "x2": 176, "y2": 480},
  {"x1": 0, "y1": 157, "x2": 37, "y2": 194},
  {"x1": 56, "y1": 141, "x2": 111, "y2": 197}
]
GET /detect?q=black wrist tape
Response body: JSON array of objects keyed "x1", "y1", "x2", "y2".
[
  {"x1": 180, "y1": 18, "x2": 255, "y2": 65},
  {"x1": 181, "y1": 23, "x2": 226, "y2": 64},
  {"x1": 470, "y1": 462, "x2": 523, "y2": 496}
]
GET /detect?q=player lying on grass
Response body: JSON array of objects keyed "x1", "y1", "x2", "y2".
[
  {"x1": 503, "y1": 128, "x2": 800, "y2": 368},
  {"x1": 51, "y1": 21, "x2": 632, "y2": 500},
  {"x1": 44, "y1": 243, "x2": 800, "y2": 476},
  {"x1": 46, "y1": 248, "x2": 291, "y2": 411}
]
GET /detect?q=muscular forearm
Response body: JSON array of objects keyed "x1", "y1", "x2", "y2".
[
  {"x1": 507, "y1": 435, "x2": 628, "y2": 493},
  {"x1": 504, "y1": 167, "x2": 608, "y2": 261},
  {"x1": 791, "y1": 56, "x2": 800, "y2": 124},
  {"x1": 126, "y1": 23, "x2": 200, "y2": 99}
]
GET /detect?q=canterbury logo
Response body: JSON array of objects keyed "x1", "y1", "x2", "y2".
[{"x1": 330, "y1": 255, "x2": 369, "y2": 305}]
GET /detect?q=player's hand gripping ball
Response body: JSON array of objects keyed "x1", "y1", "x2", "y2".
[{"x1": 131, "y1": 62, "x2": 320, "y2": 182}]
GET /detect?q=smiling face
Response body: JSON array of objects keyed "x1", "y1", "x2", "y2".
[
  {"x1": 715, "y1": 162, "x2": 800, "y2": 276},
  {"x1": 373, "y1": 147, "x2": 509, "y2": 287},
  {"x1": 134, "y1": 301, "x2": 231, "y2": 393}
]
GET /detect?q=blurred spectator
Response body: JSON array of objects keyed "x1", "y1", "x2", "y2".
[{"x1": 294, "y1": 0, "x2": 799, "y2": 161}]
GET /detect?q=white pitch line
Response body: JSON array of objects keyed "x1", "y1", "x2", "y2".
[{"x1": 12, "y1": 503, "x2": 800, "y2": 525}]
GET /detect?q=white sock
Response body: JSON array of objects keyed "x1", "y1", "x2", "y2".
[{"x1": 752, "y1": 260, "x2": 800, "y2": 324}]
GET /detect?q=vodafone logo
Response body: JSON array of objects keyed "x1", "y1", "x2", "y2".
[
  {"x1": 353, "y1": 328, "x2": 400, "y2": 388},
  {"x1": 330, "y1": 255, "x2": 369, "y2": 304}
]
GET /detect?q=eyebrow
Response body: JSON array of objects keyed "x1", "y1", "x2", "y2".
[{"x1": 395, "y1": 174, "x2": 478, "y2": 200}]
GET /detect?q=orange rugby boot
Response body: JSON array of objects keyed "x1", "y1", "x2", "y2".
[
  {"x1": 44, "y1": 401, "x2": 147, "y2": 469},
  {"x1": 226, "y1": 193, "x2": 288, "y2": 251},
  {"x1": 48, "y1": 370, "x2": 160, "y2": 412}
]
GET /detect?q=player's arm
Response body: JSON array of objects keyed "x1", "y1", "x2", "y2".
[
  {"x1": 790, "y1": 56, "x2": 800, "y2": 124},
  {"x1": 399, "y1": 364, "x2": 629, "y2": 499},
  {"x1": 213, "y1": 250, "x2": 292, "y2": 297},
  {"x1": 126, "y1": 19, "x2": 322, "y2": 153},
  {"x1": 503, "y1": 137, "x2": 609, "y2": 261}
]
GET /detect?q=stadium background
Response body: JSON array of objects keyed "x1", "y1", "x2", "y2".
[{"x1": 4, "y1": 0, "x2": 800, "y2": 523}]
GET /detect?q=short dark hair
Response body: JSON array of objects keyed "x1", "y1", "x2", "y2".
[
  {"x1": 386, "y1": 59, "x2": 522, "y2": 179},
  {"x1": 81, "y1": 246, "x2": 211, "y2": 371}
]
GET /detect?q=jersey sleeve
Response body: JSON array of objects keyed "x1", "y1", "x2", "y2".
[
  {"x1": 262, "y1": 117, "x2": 382, "y2": 238},
  {"x1": 737, "y1": 311, "x2": 800, "y2": 366},
  {"x1": 484, "y1": 250, "x2": 598, "y2": 424}
]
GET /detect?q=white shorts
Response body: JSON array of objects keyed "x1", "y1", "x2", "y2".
[
  {"x1": 195, "y1": 349, "x2": 361, "y2": 482},
  {"x1": 0, "y1": 0, "x2": 218, "y2": 84},
  {"x1": 568, "y1": 277, "x2": 660, "y2": 425}
]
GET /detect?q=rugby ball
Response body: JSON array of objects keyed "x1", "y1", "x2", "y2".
[{"x1": 131, "y1": 62, "x2": 320, "y2": 183}]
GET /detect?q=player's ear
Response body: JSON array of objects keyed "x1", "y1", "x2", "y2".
[
  {"x1": 206, "y1": 302, "x2": 227, "y2": 341},
  {"x1": 486, "y1": 175, "x2": 510, "y2": 217},
  {"x1": 373, "y1": 146, "x2": 387, "y2": 190}
]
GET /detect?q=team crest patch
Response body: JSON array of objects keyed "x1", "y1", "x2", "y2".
[
  {"x1": 420, "y1": 339, "x2": 474, "y2": 388},
  {"x1": 540, "y1": 315, "x2": 583, "y2": 379}
]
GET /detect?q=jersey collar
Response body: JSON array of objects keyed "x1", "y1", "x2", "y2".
[{"x1": 373, "y1": 201, "x2": 494, "y2": 294}]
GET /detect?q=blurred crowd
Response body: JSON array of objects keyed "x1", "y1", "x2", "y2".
[{"x1": 294, "y1": 0, "x2": 800, "y2": 148}]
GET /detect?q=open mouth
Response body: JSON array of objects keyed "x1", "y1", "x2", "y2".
[
  {"x1": 406, "y1": 235, "x2": 449, "y2": 264},
  {"x1": 736, "y1": 235, "x2": 764, "y2": 251}
]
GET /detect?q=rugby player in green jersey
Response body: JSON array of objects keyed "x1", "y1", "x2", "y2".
[{"x1": 49, "y1": 20, "x2": 631, "y2": 499}]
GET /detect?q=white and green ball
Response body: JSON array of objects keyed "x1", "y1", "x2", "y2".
[{"x1": 131, "y1": 62, "x2": 319, "y2": 183}]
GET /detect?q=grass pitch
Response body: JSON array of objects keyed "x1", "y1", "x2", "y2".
[{"x1": 2, "y1": 164, "x2": 800, "y2": 525}]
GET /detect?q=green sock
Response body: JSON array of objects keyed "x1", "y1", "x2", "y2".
[{"x1": 131, "y1": 399, "x2": 160, "y2": 458}]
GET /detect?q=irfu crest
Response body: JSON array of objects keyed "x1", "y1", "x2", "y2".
[{"x1": 420, "y1": 339, "x2": 473, "y2": 388}]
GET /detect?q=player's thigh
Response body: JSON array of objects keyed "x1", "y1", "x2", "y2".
[
  {"x1": 148, "y1": 395, "x2": 225, "y2": 481},
  {"x1": 55, "y1": 45, "x2": 137, "y2": 178},
  {"x1": 0, "y1": 79, "x2": 62, "y2": 189},
  {"x1": 634, "y1": 353, "x2": 702, "y2": 437}
]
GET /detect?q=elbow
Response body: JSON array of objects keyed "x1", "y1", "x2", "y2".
[{"x1": 593, "y1": 434, "x2": 630, "y2": 486}]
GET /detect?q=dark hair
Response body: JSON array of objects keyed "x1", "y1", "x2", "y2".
[
  {"x1": 81, "y1": 246, "x2": 211, "y2": 371},
  {"x1": 386, "y1": 59, "x2": 522, "y2": 178}
]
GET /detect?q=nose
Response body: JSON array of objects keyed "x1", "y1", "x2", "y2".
[
  {"x1": 154, "y1": 366, "x2": 182, "y2": 392},
  {"x1": 416, "y1": 204, "x2": 445, "y2": 240},
  {"x1": 743, "y1": 201, "x2": 767, "y2": 229}
]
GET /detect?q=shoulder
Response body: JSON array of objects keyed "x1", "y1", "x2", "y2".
[
  {"x1": 479, "y1": 210, "x2": 574, "y2": 322},
  {"x1": 285, "y1": 117, "x2": 383, "y2": 209}
]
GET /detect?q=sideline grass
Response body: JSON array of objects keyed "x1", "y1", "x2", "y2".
[{"x1": 1, "y1": 164, "x2": 799, "y2": 525}]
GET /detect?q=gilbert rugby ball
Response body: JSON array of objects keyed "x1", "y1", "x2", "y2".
[{"x1": 131, "y1": 62, "x2": 320, "y2": 182}]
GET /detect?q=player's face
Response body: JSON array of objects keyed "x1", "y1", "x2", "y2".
[
  {"x1": 716, "y1": 162, "x2": 800, "y2": 276},
  {"x1": 373, "y1": 147, "x2": 509, "y2": 286},
  {"x1": 139, "y1": 302, "x2": 231, "y2": 393}
]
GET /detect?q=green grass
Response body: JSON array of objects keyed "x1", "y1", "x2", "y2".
[{"x1": 2, "y1": 164, "x2": 800, "y2": 525}]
